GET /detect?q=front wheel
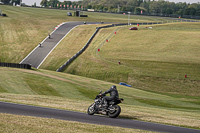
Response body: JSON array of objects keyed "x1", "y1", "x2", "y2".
[
  {"x1": 108, "y1": 105, "x2": 121, "y2": 118},
  {"x1": 87, "y1": 103, "x2": 96, "y2": 115}
]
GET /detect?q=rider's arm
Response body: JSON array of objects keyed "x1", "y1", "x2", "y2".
[{"x1": 102, "y1": 88, "x2": 112, "y2": 95}]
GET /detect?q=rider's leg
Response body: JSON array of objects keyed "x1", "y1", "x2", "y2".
[{"x1": 103, "y1": 96, "x2": 114, "y2": 107}]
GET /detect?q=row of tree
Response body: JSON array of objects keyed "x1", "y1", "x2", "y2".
[
  {"x1": 1, "y1": 0, "x2": 21, "y2": 5},
  {"x1": 81, "y1": 0, "x2": 200, "y2": 16},
  {"x1": 1, "y1": 0, "x2": 81, "y2": 8},
  {"x1": 39, "y1": 0, "x2": 200, "y2": 16},
  {"x1": 40, "y1": 0, "x2": 82, "y2": 8},
  {"x1": 2, "y1": 0, "x2": 200, "y2": 16}
]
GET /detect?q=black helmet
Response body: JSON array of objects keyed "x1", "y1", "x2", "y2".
[{"x1": 111, "y1": 85, "x2": 116, "y2": 90}]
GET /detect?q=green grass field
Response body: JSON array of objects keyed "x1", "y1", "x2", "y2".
[
  {"x1": 42, "y1": 22, "x2": 200, "y2": 97},
  {"x1": 0, "y1": 5, "x2": 200, "y2": 132}
]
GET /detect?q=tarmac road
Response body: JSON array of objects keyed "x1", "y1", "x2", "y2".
[
  {"x1": 20, "y1": 21, "x2": 102, "y2": 69},
  {"x1": 20, "y1": 19, "x2": 198, "y2": 69},
  {"x1": 0, "y1": 102, "x2": 199, "y2": 133}
]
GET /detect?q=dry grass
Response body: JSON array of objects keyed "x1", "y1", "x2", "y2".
[
  {"x1": 101, "y1": 23, "x2": 200, "y2": 64},
  {"x1": 0, "y1": 67, "x2": 199, "y2": 130},
  {"x1": 1, "y1": 113, "x2": 153, "y2": 133},
  {"x1": 0, "y1": 93, "x2": 200, "y2": 129},
  {"x1": 0, "y1": 6, "x2": 95, "y2": 63},
  {"x1": 120, "y1": 104, "x2": 200, "y2": 128},
  {"x1": 0, "y1": 7, "x2": 57, "y2": 62}
]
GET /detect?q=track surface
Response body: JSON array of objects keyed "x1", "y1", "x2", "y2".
[
  {"x1": 0, "y1": 102, "x2": 199, "y2": 133},
  {"x1": 20, "y1": 22, "x2": 101, "y2": 69}
]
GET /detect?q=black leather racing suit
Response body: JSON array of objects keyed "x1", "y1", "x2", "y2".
[{"x1": 102, "y1": 85, "x2": 119, "y2": 103}]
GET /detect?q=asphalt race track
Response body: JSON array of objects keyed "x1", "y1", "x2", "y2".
[
  {"x1": 20, "y1": 21, "x2": 102, "y2": 69},
  {"x1": 0, "y1": 102, "x2": 199, "y2": 133}
]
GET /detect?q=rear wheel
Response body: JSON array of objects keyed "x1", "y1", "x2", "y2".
[
  {"x1": 108, "y1": 105, "x2": 121, "y2": 118},
  {"x1": 87, "y1": 103, "x2": 96, "y2": 115}
]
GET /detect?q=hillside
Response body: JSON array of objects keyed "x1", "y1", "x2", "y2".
[
  {"x1": 41, "y1": 22, "x2": 200, "y2": 97},
  {"x1": 0, "y1": 67, "x2": 200, "y2": 129},
  {"x1": 0, "y1": 5, "x2": 166, "y2": 63},
  {"x1": 0, "y1": 5, "x2": 200, "y2": 131}
]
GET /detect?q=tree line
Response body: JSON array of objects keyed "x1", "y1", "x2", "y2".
[
  {"x1": 1, "y1": 0, "x2": 21, "y2": 5},
  {"x1": 40, "y1": 0, "x2": 200, "y2": 17},
  {"x1": 40, "y1": 0, "x2": 82, "y2": 8},
  {"x1": 2, "y1": 0, "x2": 200, "y2": 17},
  {"x1": 81, "y1": 0, "x2": 200, "y2": 16}
]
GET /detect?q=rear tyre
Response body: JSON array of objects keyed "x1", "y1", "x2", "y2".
[
  {"x1": 87, "y1": 103, "x2": 96, "y2": 115},
  {"x1": 108, "y1": 105, "x2": 121, "y2": 118}
]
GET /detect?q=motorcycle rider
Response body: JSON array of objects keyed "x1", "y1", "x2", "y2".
[{"x1": 99, "y1": 85, "x2": 119, "y2": 108}]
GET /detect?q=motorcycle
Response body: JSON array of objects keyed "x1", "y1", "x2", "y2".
[{"x1": 87, "y1": 91, "x2": 124, "y2": 118}]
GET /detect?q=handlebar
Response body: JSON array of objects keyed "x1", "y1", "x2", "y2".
[{"x1": 99, "y1": 90, "x2": 102, "y2": 94}]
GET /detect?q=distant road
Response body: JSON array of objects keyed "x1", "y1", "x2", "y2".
[
  {"x1": 20, "y1": 22, "x2": 102, "y2": 69},
  {"x1": 20, "y1": 18, "x2": 199, "y2": 69},
  {"x1": 0, "y1": 102, "x2": 200, "y2": 133}
]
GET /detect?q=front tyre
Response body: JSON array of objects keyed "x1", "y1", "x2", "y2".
[
  {"x1": 87, "y1": 103, "x2": 96, "y2": 115},
  {"x1": 108, "y1": 105, "x2": 121, "y2": 118}
]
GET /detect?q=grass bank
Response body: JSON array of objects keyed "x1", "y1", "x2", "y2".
[
  {"x1": 0, "y1": 67, "x2": 200, "y2": 130},
  {"x1": 48, "y1": 22, "x2": 200, "y2": 97}
]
